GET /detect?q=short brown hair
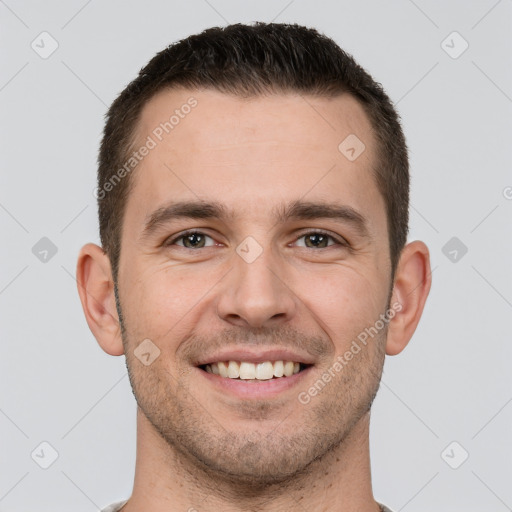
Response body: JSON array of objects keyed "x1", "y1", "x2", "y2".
[{"x1": 98, "y1": 22, "x2": 409, "y2": 281}]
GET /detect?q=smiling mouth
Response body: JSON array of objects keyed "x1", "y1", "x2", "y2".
[{"x1": 198, "y1": 360, "x2": 312, "y2": 381}]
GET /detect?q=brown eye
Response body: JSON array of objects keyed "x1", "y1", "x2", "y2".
[
  {"x1": 304, "y1": 233, "x2": 331, "y2": 248},
  {"x1": 182, "y1": 233, "x2": 206, "y2": 248},
  {"x1": 295, "y1": 231, "x2": 345, "y2": 249},
  {"x1": 166, "y1": 231, "x2": 215, "y2": 249}
]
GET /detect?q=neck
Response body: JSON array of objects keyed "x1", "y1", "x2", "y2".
[{"x1": 122, "y1": 408, "x2": 380, "y2": 512}]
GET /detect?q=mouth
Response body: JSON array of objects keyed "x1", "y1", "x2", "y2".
[
  {"x1": 194, "y1": 349, "x2": 316, "y2": 399},
  {"x1": 197, "y1": 359, "x2": 313, "y2": 388}
]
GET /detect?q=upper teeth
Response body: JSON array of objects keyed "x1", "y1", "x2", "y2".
[{"x1": 205, "y1": 361, "x2": 301, "y2": 380}]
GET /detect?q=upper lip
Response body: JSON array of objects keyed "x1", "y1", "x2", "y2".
[{"x1": 194, "y1": 348, "x2": 316, "y2": 366}]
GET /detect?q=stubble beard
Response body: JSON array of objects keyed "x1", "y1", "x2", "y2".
[{"x1": 114, "y1": 282, "x2": 387, "y2": 491}]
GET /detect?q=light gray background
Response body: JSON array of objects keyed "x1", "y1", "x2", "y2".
[{"x1": 1, "y1": 0, "x2": 511, "y2": 510}]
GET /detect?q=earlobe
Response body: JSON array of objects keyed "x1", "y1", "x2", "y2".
[
  {"x1": 76, "y1": 243, "x2": 124, "y2": 356},
  {"x1": 386, "y1": 241, "x2": 432, "y2": 356}
]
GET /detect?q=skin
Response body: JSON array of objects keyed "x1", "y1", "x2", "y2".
[{"x1": 77, "y1": 88, "x2": 431, "y2": 512}]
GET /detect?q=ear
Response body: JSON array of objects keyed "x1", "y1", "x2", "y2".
[
  {"x1": 76, "y1": 243, "x2": 124, "y2": 356},
  {"x1": 386, "y1": 240, "x2": 431, "y2": 356}
]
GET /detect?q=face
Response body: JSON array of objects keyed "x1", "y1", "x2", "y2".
[{"x1": 116, "y1": 88, "x2": 392, "y2": 485}]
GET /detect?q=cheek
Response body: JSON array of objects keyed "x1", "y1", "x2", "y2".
[
  {"x1": 121, "y1": 252, "x2": 389, "y2": 352},
  {"x1": 295, "y1": 265, "x2": 387, "y2": 341},
  {"x1": 122, "y1": 263, "x2": 220, "y2": 340}
]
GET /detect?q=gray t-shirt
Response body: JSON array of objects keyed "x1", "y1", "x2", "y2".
[
  {"x1": 101, "y1": 500, "x2": 395, "y2": 511},
  {"x1": 101, "y1": 502, "x2": 127, "y2": 512}
]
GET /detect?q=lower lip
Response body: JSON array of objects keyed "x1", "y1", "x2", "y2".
[{"x1": 196, "y1": 366, "x2": 313, "y2": 400}]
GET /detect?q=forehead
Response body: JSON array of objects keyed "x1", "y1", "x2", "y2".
[
  {"x1": 125, "y1": 87, "x2": 385, "y2": 231},
  {"x1": 136, "y1": 87, "x2": 375, "y2": 165}
]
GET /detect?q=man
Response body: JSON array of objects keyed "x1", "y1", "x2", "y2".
[{"x1": 76, "y1": 22, "x2": 431, "y2": 512}]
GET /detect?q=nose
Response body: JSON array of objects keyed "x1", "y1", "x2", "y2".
[{"x1": 216, "y1": 244, "x2": 297, "y2": 329}]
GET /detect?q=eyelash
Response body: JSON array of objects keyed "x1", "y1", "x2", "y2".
[{"x1": 165, "y1": 229, "x2": 348, "y2": 250}]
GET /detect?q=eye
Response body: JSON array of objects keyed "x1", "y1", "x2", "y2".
[
  {"x1": 165, "y1": 230, "x2": 217, "y2": 249},
  {"x1": 293, "y1": 230, "x2": 346, "y2": 249},
  {"x1": 164, "y1": 229, "x2": 347, "y2": 250}
]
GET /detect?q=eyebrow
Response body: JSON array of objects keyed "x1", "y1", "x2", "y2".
[{"x1": 140, "y1": 199, "x2": 370, "y2": 240}]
